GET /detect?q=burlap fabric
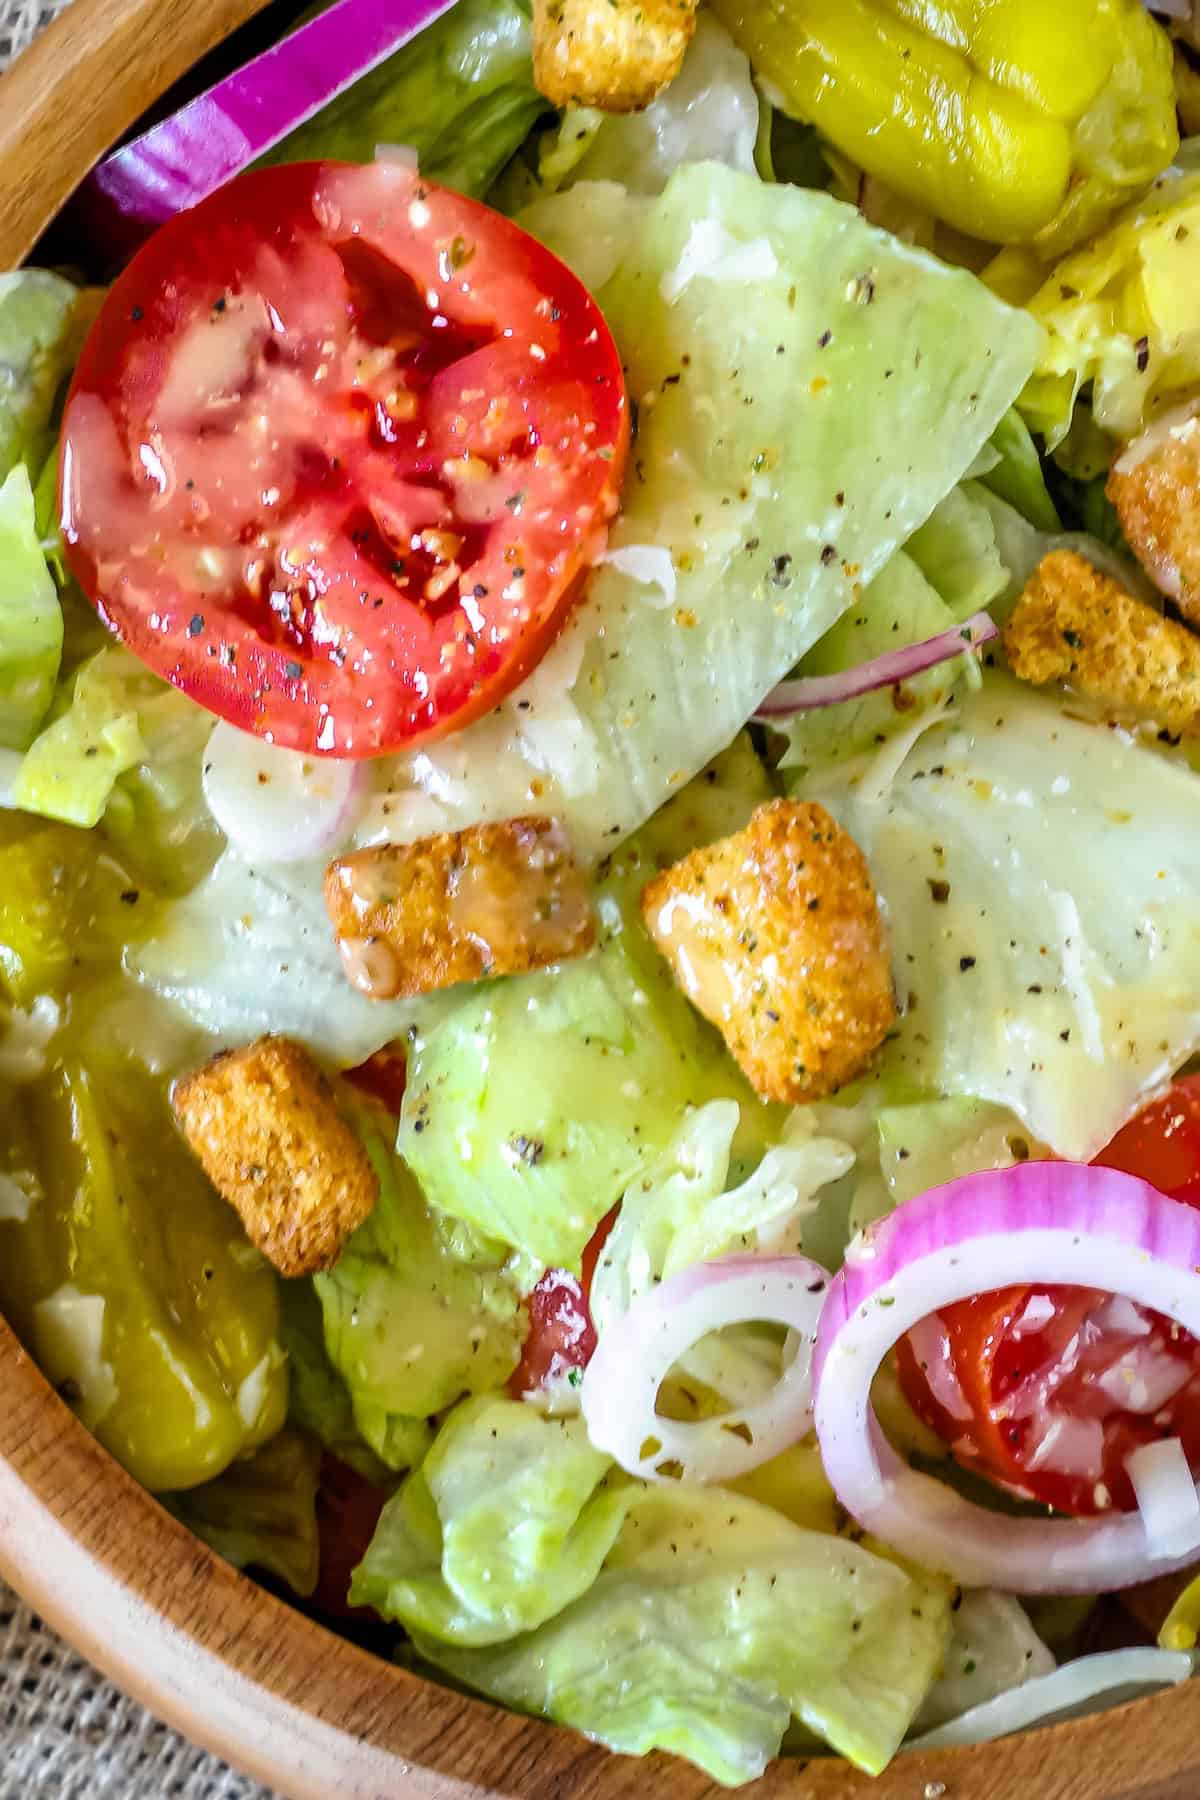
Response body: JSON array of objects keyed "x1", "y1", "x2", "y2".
[{"x1": 0, "y1": 9, "x2": 274, "y2": 1794}]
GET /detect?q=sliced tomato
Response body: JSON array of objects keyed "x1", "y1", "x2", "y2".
[
  {"x1": 342, "y1": 1044, "x2": 408, "y2": 1115},
  {"x1": 897, "y1": 1079, "x2": 1200, "y2": 1516},
  {"x1": 509, "y1": 1208, "x2": 619, "y2": 1400},
  {"x1": 60, "y1": 161, "x2": 628, "y2": 757}
]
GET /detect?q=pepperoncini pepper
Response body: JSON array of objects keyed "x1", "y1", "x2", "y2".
[
  {"x1": 0, "y1": 1061, "x2": 286, "y2": 1491},
  {"x1": 712, "y1": 0, "x2": 1178, "y2": 252}
]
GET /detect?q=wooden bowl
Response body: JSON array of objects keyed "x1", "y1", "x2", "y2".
[{"x1": 1, "y1": 6, "x2": 1199, "y2": 1796}]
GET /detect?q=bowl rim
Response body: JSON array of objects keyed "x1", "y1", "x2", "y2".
[
  {"x1": 4, "y1": 1316, "x2": 1200, "y2": 1800},
  {"x1": 2, "y1": 3, "x2": 1200, "y2": 1796}
]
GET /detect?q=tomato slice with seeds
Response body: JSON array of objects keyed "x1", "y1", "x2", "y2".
[
  {"x1": 896, "y1": 1079, "x2": 1200, "y2": 1516},
  {"x1": 60, "y1": 161, "x2": 628, "y2": 757},
  {"x1": 509, "y1": 1208, "x2": 619, "y2": 1401}
]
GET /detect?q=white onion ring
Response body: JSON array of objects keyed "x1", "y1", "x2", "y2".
[
  {"x1": 581, "y1": 1253, "x2": 830, "y2": 1483},
  {"x1": 202, "y1": 720, "x2": 365, "y2": 864},
  {"x1": 813, "y1": 1164, "x2": 1200, "y2": 1592},
  {"x1": 755, "y1": 611, "x2": 997, "y2": 718}
]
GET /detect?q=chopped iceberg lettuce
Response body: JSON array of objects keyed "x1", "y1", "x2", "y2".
[
  {"x1": 588, "y1": 1098, "x2": 853, "y2": 1337},
  {"x1": 130, "y1": 848, "x2": 425, "y2": 1063},
  {"x1": 877, "y1": 1097, "x2": 1042, "y2": 1209},
  {"x1": 266, "y1": 0, "x2": 545, "y2": 198},
  {"x1": 0, "y1": 465, "x2": 62, "y2": 752},
  {"x1": 12, "y1": 651, "x2": 144, "y2": 829},
  {"x1": 531, "y1": 15, "x2": 758, "y2": 197},
  {"x1": 903, "y1": 483, "x2": 1009, "y2": 622},
  {"x1": 351, "y1": 162, "x2": 1041, "y2": 862},
  {"x1": 801, "y1": 671, "x2": 1200, "y2": 1159},
  {"x1": 314, "y1": 1133, "x2": 522, "y2": 1466},
  {"x1": 167, "y1": 1428, "x2": 321, "y2": 1597},
  {"x1": 913, "y1": 1591, "x2": 1055, "y2": 1734},
  {"x1": 9, "y1": 645, "x2": 221, "y2": 884},
  {"x1": 0, "y1": 270, "x2": 79, "y2": 481},
  {"x1": 351, "y1": 1395, "x2": 626, "y2": 1645},
  {"x1": 516, "y1": 180, "x2": 652, "y2": 295},
  {"x1": 277, "y1": 1280, "x2": 390, "y2": 1482},
  {"x1": 411, "y1": 1480, "x2": 946, "y2": 1784},
  {"x1": 776, "y1": 551, "x2": 974, "y2": 777},
  {"x1": 398, "y1": 740, "x2": 785, "y2": 1269},
  {"x1": 979, "y1": 410, "x2": 1061, "y2": 534}
]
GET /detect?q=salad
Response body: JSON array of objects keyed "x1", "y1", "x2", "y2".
[{"x1": 7, "y1": 0, "x2": 1200, "y2": 1784}]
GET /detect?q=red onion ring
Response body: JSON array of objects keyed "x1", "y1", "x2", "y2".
[
  {"x1": 581, "y1": 1253, "x2": 830, "y2": 1483},
  {"x1": 754, "y1": 610, "x2": 997, "y2": 719},
  {"x1": 812, "y1": 1164, "x2": 1200, "y2": 1592}
]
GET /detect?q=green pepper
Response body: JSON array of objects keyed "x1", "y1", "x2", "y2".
[
  {"x1": 0, "y1": 1058, "x2": 286, "y2": 1492},
  {"x1": 712, "y1": 0, "x2": 1177, "y2": 251},
  {"x1": 0, "y1": 818, "x2": 147, "y2": 1005}
]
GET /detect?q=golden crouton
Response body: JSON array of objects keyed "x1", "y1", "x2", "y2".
[
  {"x1": 533, "y1": 0, "x2": 696, "y2": 112},
  {"x1": 1002, "y1": 548, "x2": 1200, "y2": 736},
  {"x1": 640, "y1": 799, "x2": 896, "y2": 1104},
  {"x1": 1107, "y1": 406, "x2": 1200, "y2": 623},
  {"x1": 173, "y1": 1036, "x2": 379, "y2": 1278},
  {"x1": 324, "y1": 815, "x2": 595, "y2": 1002}
]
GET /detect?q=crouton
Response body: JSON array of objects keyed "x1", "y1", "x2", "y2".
[
  {"x1": 1002, "y1": 548, "x2": 1200, "y2": 736},
  {"x1": 640, "y1": 799, "x2": 896, "y2": 1104},
  {"x1": 324, "y1": 815, "x2": 595, "y2": 1002},
  {"x1": 173, "y1": 1036, "x2": 378, "y2": 1278},
  {"x1": 1107, "y1": 404, "x2": 1200, "y2": 623},
  {"x1": 533, "y1": 0, "x2": 696, "y2": 112}
]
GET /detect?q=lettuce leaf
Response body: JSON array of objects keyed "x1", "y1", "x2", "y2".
[
  {"x1": 267, "y1": 0, "x2": 545, "y2": 198},
  {"x1": 588, "y1": 1099, "x2": 852, "y2": 1339},
  {"x1": 398, "y1": 740, "x2": 784, "y2": 1269},
  {"x1": 776, "y1": 550, "x2": 974, "y2": 778},
  {"x1": 352, "y1": 162, "x2": 1040, "y2": 864},
  {"x1": 0, "y1": 271, "x2": 79, "y2": 482},
  {"x1": 877, "y1": 1098, "x2": 1042, "y2": 1209},
  {"x1": 978, "y1": 410, "x2": 1061, "y2": 534},
  {"x1": 530, "y1": 16, "x2": 758, "y2": 198},
  {"x1": 314, "y1": 1133, "x2": 521, "y2": 1467},
  {"x1": 803, "y1": 670, "x2": 1200, "y2": 1158},
  {"x1": 277, "y1": 1280, "x2": 390, "y2": 1483},
  {"x1": 351, "y1": 1395, "x2": 625, "y2": 1645},
  {"x1": 167, "y1": 1427, "x2": 321, "y2": 1597},
  {"x1": 913, "y1": 1591, "x2": 1055, "y2": 1734},
  {"x1": 9, "y1": 645, "x2": 219, "y2": 882},
  {"x1": 904, "y1": 483, "x2": 1009, "y2": 622},
  {"x1": 0, "y1": 465, "x2": 62, "y2": 752},
  {"x1": 131, "y1": 846, "x2": 427, "y2": 1061},
  {"x1": 410, "y1": 1477, "x2": 948, "y2": 1784}
]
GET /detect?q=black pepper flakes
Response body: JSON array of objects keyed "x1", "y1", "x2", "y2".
[
  {"x1": 959, "y1": 955, "x2": 977, "y2": 972},
  {"x1": 1135, "y1": 335, "x2": 1150, "y2": 373},
  {"x1": 927, "y1": 878, "x2": 951, "y2": 904},
  {"x1": 186, "y1": 614, "x2": 205, "y2": 638}
]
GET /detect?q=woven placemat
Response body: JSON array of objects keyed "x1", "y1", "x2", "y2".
[{"x1": 0, "y1": 7, "x2": 276, "y2": 1796}]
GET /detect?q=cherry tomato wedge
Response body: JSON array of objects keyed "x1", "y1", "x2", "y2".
[
  {"x1": 897, "y1": 1079, "x2": 1200, "y2": 1516},
  {"x1": 60, "y1": 161, "x2": 628, "y2": 757},
  {"x1": 509, "y1": 1208, "x2": 618, "y2": 1400}
]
